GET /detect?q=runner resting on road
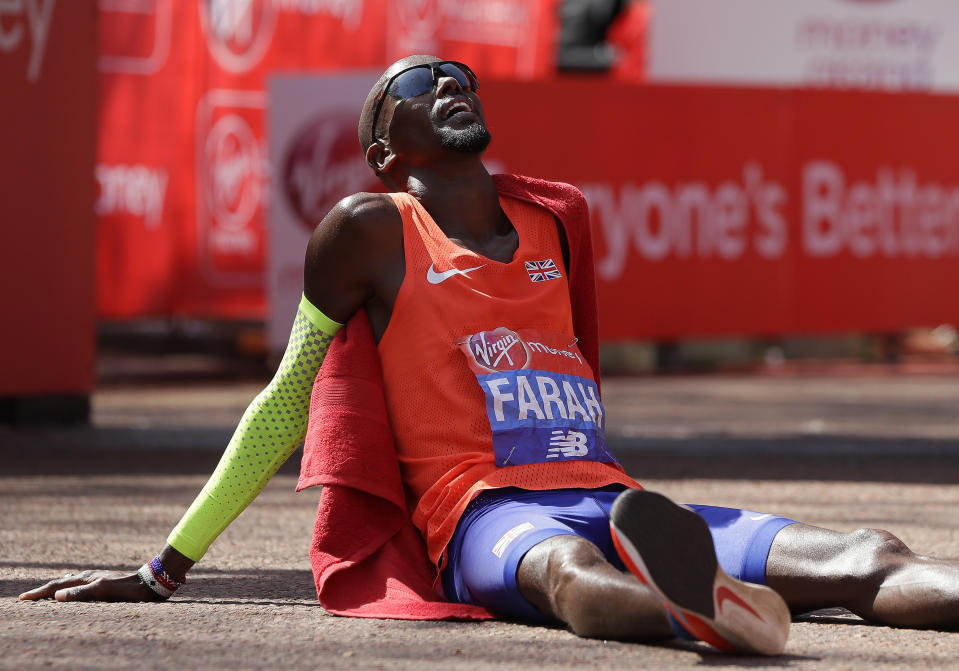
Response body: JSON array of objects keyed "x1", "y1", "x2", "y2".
[{"x1": 21, "y1": 55, "x2": 959, "y2": 655}]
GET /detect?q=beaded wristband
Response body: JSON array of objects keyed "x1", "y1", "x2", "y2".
[{"x1": 137, "y1": 555, "x2": 185, "y2": 600}]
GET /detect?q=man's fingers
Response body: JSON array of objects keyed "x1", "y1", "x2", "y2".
[
  {"x1": 54, "y1": 580, "x2": 104, "y2": 602},
  {"x1": 19, "y1": 575, "x2": 91, "y2": 601},
  {"x1": 54, "y1": 576, "x2": 157, "y2": 603},
  {"x1": 19, "y1": 571, "x2": 152, "y2": 602}
]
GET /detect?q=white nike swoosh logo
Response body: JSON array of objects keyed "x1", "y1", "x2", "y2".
[
  {"x1": 749, "y1": 514, "x2": 773, "y2": 521},
  {"x1": 426, "y1": 263, "x2": 487, "y2": 284}
]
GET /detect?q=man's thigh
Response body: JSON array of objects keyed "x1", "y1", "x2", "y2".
[{"x1": 442, "y1": 487, "x2": 626, "y2": 621}]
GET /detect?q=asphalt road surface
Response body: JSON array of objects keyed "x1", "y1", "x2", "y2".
[{"x1": 3, "y1": 372, "x2": 959, "y2": 670}]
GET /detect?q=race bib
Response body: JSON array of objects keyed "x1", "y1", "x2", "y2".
[{"x1": 458, "y1": 327, "x2": 619, "y2": 468}]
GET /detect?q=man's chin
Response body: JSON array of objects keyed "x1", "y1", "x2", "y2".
[{"x1": 439, "y1": 124, "x2": 492, "y2": 154}]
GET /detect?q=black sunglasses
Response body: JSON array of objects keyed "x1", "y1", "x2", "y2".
[{"x1": 369, "y1": 61, "x2": 479, "y2": 148}]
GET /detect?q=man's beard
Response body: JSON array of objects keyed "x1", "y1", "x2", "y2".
[{"x1": 439, "y1": 123, "x2": 492, "y2": 153}]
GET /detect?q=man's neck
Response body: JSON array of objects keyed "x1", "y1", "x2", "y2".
[{"x1": 404, "y1": 158, "x2": 507, "y2": 243}]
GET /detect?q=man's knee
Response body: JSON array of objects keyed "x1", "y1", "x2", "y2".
[
  {"x1": 849, "y1": 527, "x2": 911, "y2": 555},
  {"x1": 520, "y1": 535, "x2": 616, "y2": 636},
  {"x1": 843, "y1": 528, "x2": 914, "y2": 587}
]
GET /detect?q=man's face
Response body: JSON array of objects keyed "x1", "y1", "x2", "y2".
[{"x1": 376, "y1": 61, "x2": 491, "y2": 157}]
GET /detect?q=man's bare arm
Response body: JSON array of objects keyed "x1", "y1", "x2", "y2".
[{"x1": 20, "y1": 194, "x2": 400, "y2": 602}]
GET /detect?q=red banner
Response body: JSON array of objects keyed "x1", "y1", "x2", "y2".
[
  {"x1": 1, "y1": 0, "x2": 97, "y2": 396},
  {"x1": 480, "y1": 82, "x2": 959, "y2": 340},
  {"x1": 96, "y1": 0, "x2": 559, "y2": 320},
  {"x1": 97, "y1": 4, "x2": 959, "y2": 341}
]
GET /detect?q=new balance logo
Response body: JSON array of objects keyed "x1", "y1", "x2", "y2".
[
  {"x1": 547, "y1": 430, "x2": 589, "y2": 458},
  {"x1": 525, "y1": 259, "x2": 562, "y2": 282},
  {"x1": 427, "y1": 263, "x2": 486, "y2": 284}
]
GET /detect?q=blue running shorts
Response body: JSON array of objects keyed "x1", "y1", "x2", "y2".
[{"x1": 441, "y1": 486, "x2": 796, "y2": 622}]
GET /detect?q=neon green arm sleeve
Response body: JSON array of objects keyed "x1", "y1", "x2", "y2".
[{"x1": 166, "y1": 294, "x2": 342, "y2": 561}]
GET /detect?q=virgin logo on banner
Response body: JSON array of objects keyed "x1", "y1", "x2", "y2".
[
  {"x1": 282, "y1": 111, "x2": 379, "y2": 234},
  {"x1": 195, "y1": 89, "x2": 267, "y2": 287},
  {"x1": 267, "y1": 73, "x2": 382, "y2": 350},
  {"x1": 198, "y1": 0, "x2": 277, "y2": 74}
]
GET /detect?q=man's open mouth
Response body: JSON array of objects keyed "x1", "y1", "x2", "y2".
[{"x1": 443, "y1": 99, "x2": 473, "y2": 119}]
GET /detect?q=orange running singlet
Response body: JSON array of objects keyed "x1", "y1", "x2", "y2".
[{"x1": 378, "y1": 191, "x2": 639, "y2": 568}]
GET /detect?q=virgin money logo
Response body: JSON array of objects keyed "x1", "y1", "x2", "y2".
[
  {"x1": 205, "y1": 113, "x2": 262, "y2": 234},
  {"x1": 468, "y1": 328, "x2": 530, "y2": 372},
  {"x1": 394, "y1": 0, "x2": 442, "y2": 38},
  {"x1": 199, "y1": 0, "x2": 276, "y2": 73},
  {"x1": 283, "y1": 112, "x2": 380, "y2": 232}
]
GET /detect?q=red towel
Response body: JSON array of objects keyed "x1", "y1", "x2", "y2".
[{"x1": 297, "y1": 174, "x2": 601, "y2": 619}]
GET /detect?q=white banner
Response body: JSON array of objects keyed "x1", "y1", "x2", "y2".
[
  {"x1": 648, "y1": 0, "x2": 959, "y2": 92},
  {"x1": 266, "y1": 72, "x2": 381, "y2": 352}
]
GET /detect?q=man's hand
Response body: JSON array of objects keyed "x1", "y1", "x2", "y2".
[{"x1": 18, "y1": 570, "x2": 160, "y2": 602}]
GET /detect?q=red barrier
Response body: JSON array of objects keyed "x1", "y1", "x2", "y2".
[
  {"x1": 480, "y1": 82, "x2": 959, "y2": 340},
  {"x1": 1, "y1": 0, "x2": 97, "y2": 397}
]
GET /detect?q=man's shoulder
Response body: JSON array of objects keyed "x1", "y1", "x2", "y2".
[
  {"x1": 314, "y1": 191, "x2": 402, "y2": 242},
  {"x1": 334, "y1": 191, "x2": 400, "y2": 224},
  {"x1": 306, "y1": 191, "x2": 402, "y2": 265}
]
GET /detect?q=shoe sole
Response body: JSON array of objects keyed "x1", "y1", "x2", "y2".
[{"x1": 609, "y1": 489, "x2": 790, "y2": 655}]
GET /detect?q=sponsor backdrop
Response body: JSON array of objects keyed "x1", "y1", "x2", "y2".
[
  {"x1": 97, "y1": 0, "x2": 959, "y2": 346},
  {"x1": 1, "y1": 0, "x2": 97, "y2": 398},
  {"x1": 96, "y1": 0, "x2": 557, "y2": 320},
  {"x1": 648, "y1": 0, "x2": 959, "y2": 92},
  {"x1": 267, "y1": 76, "x2": 959, "y2": 345}
]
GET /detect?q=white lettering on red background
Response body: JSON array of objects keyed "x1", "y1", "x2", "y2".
[
  {"x1": 0, "y1": 0, "x2": 55, "y2": 83},
  {"x1": 442, "y1": 0, "x2": 530, "y2": 44},
  {"x1": 583, "y1": 163, "x2": 787, "y2": 280},
  {"x1": 395, "y1": 0, "x2": 530, "y2": 47},
  {"x1": 95, "y1": 164, "x2": 169, "y2": 230},
  {"x1": 201, "y1": 0, "x2": 365, "y2": 72},
  {"x1": 584, "y1": 160, "x2": 959, "y2": 278},
  {"x1": 803, "y1": 160, "x2": 959, "y2": 258},
  {"x1": 273, "y1": 0, "x2": 364, "y2": 31}
]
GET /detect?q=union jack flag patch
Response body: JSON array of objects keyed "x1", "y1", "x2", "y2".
[{"x1": 525, "y1": 259, "x2": 562, "y2": 282}]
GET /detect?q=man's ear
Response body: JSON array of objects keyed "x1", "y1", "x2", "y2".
[{"x1": 366, "y1": 141, "x2": 397, "y2": 174}]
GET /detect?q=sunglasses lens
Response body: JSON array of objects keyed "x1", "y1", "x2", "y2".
[
  {"x1": 436, "y1": 63, "x2": 477, "y2": 91},
  {"x1": 387, "y1": 67, "x2": 437, "y2": 100}
]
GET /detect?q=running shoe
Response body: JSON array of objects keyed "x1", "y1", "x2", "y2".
[{"x1": 609, "y1": 489, "x2": 790, "y2": 655}]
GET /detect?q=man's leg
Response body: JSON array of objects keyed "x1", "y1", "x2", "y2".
[
  {"x1": 516, "y1": 490, "x2": 791, "y2": 655},
  {"x1": 443, "y1": 487, "x2": 673, "y2": 639},
  {"x1": 516, "y1": 534, "x2": 673, "y2": 639},
  {"x1": 766, "y1": 523, "x2": 959, "y2": 628},
  {"x1": 444, "y1": 488, "x2": 788, "y2": 653}
]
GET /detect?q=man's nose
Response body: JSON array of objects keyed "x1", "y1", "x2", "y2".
[{"x1": 435, "y1": 74, "x2": 464, "y2": 98}]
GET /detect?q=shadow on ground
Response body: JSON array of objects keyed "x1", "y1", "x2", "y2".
[{"x1": 3, "y1": 435, "x2": 959, "y2": 483}]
